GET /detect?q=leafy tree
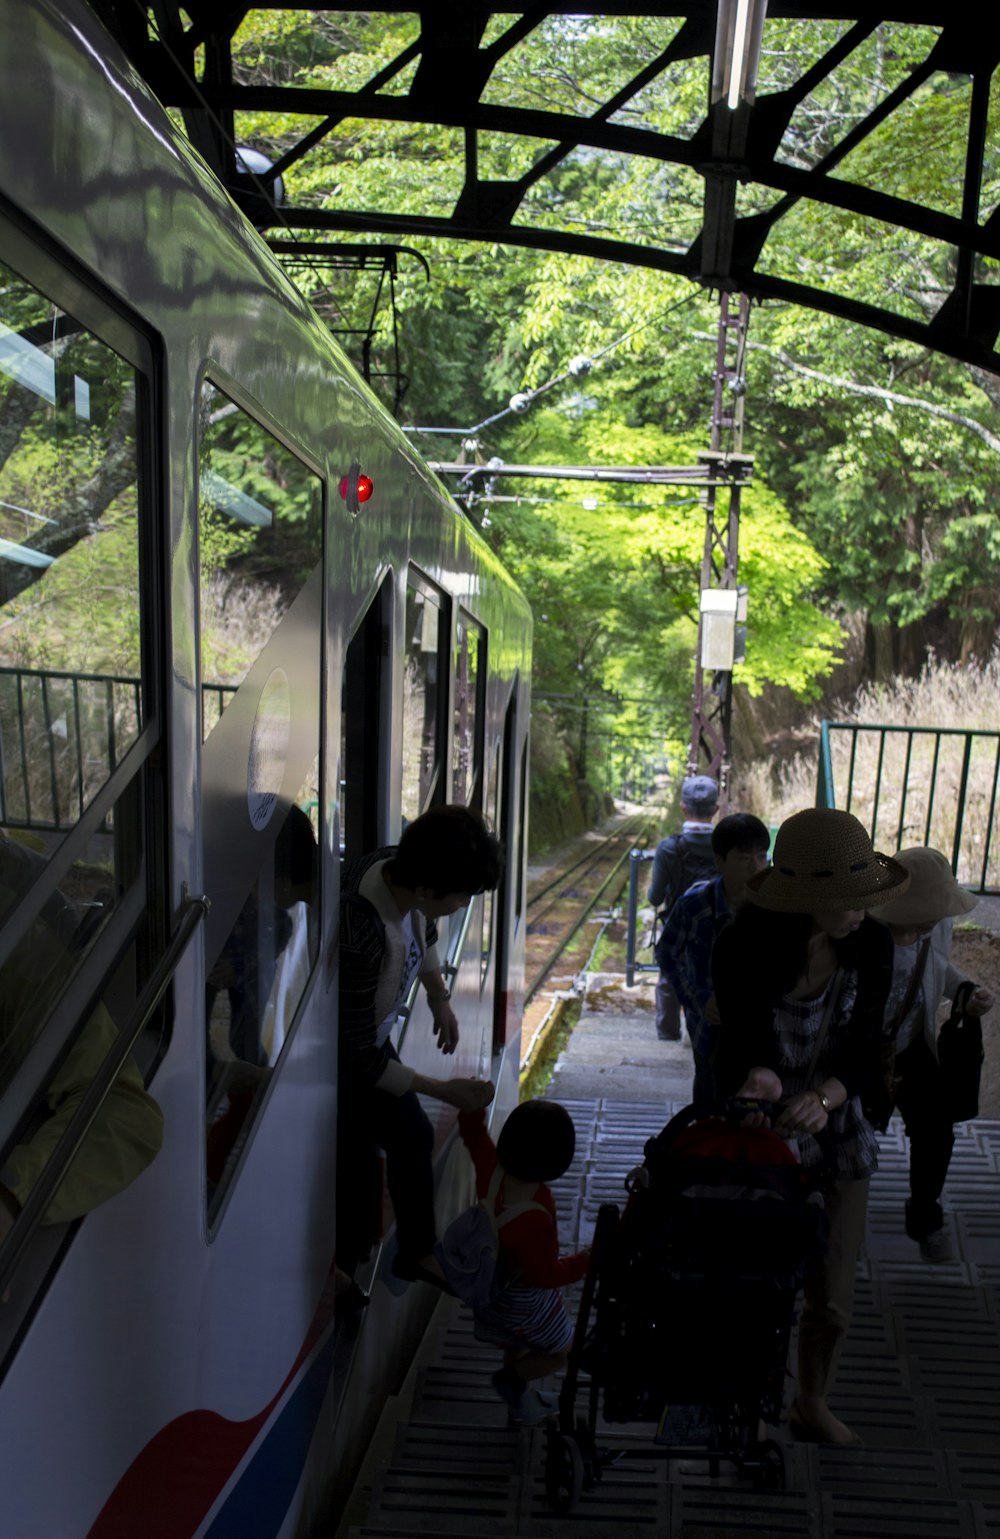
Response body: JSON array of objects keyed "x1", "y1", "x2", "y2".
[{"x1": 210, "y1": 10, "x2": 1000, "y2": 757}]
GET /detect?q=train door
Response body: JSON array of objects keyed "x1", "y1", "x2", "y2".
[
  {"x1": 340, "y1": 571, "x2": 392, "y2": 863},
  {"x1": 196, "y1": 379, "x2": 323, "y2": 1225}
]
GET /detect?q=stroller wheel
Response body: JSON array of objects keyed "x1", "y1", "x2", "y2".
[
  {"x1": 545, "y1": 1430, "x2": 585, "y2": 1513},
  {"x1": 751, "y1": 1438, "x2": 787, "y2": 1491}
]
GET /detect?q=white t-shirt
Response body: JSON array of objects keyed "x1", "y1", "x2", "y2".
[{"x1": 375, "y1": 910, "x2": 424, "y2": 1048}]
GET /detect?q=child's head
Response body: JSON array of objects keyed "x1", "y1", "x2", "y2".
[
  {"x1": 712, "y1": 812, "x2": 770, "y2": 894},
  {"x1": 711, "y1": 812, "x2": 770, "y2": 862},
  {"x1": 496, "y1": 1099, "x2": 576, "y2": 1183}
]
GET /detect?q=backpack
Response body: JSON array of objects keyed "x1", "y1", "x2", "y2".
[
  {"x1": 653, "y1": 873, "x2": 726, "y2": 971},
  {"x1": 435, "y1": 1165, "x2": 547, "y2": 1308},
  {"x1": 663, "y1": 832, "x2": 716, "y2": 910}
]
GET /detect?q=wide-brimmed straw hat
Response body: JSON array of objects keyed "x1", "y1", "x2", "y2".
[
  {"x1": 746, "y1": 808, "x2": 910, "y2": 912},
  {"x1": 868, "y1": 846, "x2": 978, "y2": 925}
]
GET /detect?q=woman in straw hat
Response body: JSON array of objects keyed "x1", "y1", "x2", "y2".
[
  {"x1": 870, "y1": 848, "x2": 993, "y2": 1263},
  {"x1": 711, "y1": 808, "x2": 909, "y2": 1445}
]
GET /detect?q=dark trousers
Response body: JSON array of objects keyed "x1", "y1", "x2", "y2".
[
  {"x1": 655, "y1": 973, "x2": 682, "y2": 1039},
  {"x1": 894, "y1": 1036, "x2": 956, "y2": 1238},
  {"x1": 337, "y1": 1072, "x2": 437, "y2": 1273},
  {"x1": 690, "y1": 1034, "x2": 717, "y2": 1113}
]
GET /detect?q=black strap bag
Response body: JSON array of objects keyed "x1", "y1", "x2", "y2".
[{"x1": 937, "y1": 980, "x2": 984, "y2": 1123}]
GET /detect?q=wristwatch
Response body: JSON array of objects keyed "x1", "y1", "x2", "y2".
[{"x1": 815, "y1": 1089, "x2": 832, "y2": 1112}]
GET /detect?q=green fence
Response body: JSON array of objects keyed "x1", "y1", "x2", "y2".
[{"x1": 817, "y1": 721, "x2": 1000, "y2": 894}]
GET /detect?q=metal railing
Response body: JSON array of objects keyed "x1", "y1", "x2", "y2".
[
  {"x1": 0, "y1": 665, "x2": 141, "y2": 831},
  {"x1": 625, "y1": 849, "x2": 659, "y2": 986},
  {"x1": 817, "y1": 720, "x2": 1000, "y2": 894},
  {"x1": 0, "y1": 666, "x2": 236, "y2": 834}
]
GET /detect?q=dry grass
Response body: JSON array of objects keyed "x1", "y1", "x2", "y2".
[{"x1": 731, "y1": 653, "x2": 1000, "y2": 886}]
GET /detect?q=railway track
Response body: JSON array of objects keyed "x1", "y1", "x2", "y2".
[{"x1": 524, "y1": 814, "x2": 656, "y2": 1003}]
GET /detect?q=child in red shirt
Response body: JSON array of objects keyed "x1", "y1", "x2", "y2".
[{"x1": 457, "y1": 1099, "x2": 590, "y2": 1424}]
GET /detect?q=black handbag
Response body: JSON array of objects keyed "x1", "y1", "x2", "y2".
[{"x1": 937, "y1": 980, "x2": 984, "y2": 1122}]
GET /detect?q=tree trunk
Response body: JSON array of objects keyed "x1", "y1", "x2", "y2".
[{"x1": 863, "y1": 617, "x2": 898, "y2": 683}]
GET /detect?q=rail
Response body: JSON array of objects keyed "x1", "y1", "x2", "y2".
[
  {"x1": 525, "y1": 823, "x2": 651, "y2": 1002},
  {"x1": 0, "y1": 892, "x2": 210, "y2": 1297},
  {"x1": 817, "y1": 720, "x2": 1000, "y2": 893}
]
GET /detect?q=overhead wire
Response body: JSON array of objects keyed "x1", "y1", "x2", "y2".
[{"x1": 402, "y1": 283, "x2": 706, "y2": 443}]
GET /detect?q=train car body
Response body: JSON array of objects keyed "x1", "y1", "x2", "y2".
[{"x1": 0, "y1": 2, "x2": 532, "y2": 1535}]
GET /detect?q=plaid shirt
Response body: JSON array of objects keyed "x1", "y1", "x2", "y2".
[{"x1": 657, "y1": 876, "x2": 730, "y2": 1048}]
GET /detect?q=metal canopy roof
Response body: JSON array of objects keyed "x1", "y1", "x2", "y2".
[{"x1": 95, "y1": 4, "x2": 1000, "y2": 372}]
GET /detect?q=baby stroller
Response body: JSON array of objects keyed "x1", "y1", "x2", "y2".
[{"x1": 545, "y1": 1104, "x2": 827, "y2": 1512}]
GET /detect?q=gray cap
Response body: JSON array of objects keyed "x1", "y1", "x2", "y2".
[{"x1": 681, "y1": 774, "x2": 719, "y2": 810}]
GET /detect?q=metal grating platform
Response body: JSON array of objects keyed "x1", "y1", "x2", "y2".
[{"x1": 341, "y1": 1100, "x2": 1000, "y2": 1539}]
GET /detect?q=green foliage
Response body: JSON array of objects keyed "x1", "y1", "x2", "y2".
[
  {"x1": 484, "y1": 410, "x2": 841, "y2": 782},
  {"x1": 0, "y1": 499, "x2": 141, "y2": 675},
  {"x1": 178, "y1": 14, "x2": 1000, "y2": 775}
]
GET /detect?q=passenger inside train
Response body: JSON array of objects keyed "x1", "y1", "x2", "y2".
[
  {"x1": 0, "y1": 834, "x2": 164, "y2": 1248},
  {"x1": 336, "y1": 804, "x2": 501, "y2": 1292},
  {"x1": 205, "y1": 802, "x2": 319, "y2": 1189},
  {"x1": 712, "y1": 807, "x2": 907, "y2": 1445}
]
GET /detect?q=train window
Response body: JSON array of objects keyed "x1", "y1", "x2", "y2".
[
  {"x1": 0, "y1": 254, "x2": 153, "y2": 1087},
  {"x1": 452, "y1": 611, "x2": 484, "y2": 808},
  {"x1": 491, "y1": 690, "x2": 519, "y2": 1050},
  {"x1": 402, "y1": 573, "x2": 447, "y2": 821},
  {"x1": 0, "y1": 245, "x2": 166, "y2": 1301},
  {"x1": 205, "y1": 796, "x2": 319, "y2": 1224},
  {"x1": 197, "y1": 386, "x2": 322, "y2": 1226},
  {"x1": 198, "y1": 383, "x2": 322, "y2": 739},
  {"x1": 480, "y1": 741, "x2": 501, "y2": 987},
  {"x1": 516, "y1": 736, "x2": 528, "y2": 927}
]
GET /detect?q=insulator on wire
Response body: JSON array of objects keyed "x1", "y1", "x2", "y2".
[{"x1": 509, "y1": 392, "x2": 532, "y2": 413}]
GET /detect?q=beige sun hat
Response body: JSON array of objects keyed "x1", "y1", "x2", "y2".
[
  {"x1": 746, "y1": 807, "x2": 910, "y2": 912},
  {"x1": 868, "y1": 846, "x2": 978, "y2": 925}
]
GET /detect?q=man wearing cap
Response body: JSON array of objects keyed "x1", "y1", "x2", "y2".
[
  {"x1": 871, "y1": 848, "x2": 994, "y2": 1263},
  {"x1": 647, "y1": 775, "x2": 719, "y2": 1041}
]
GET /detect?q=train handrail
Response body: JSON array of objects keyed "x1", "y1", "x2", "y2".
[
  {"x1": 625, "y1": 847, "x2": 657, "y2": 986},
  {"x1": 0, "y1": 892, "x2": 209, "y2": 1298},
  {"x1": 394, "y1": 916, "x2": 465, "y2": 1057}
]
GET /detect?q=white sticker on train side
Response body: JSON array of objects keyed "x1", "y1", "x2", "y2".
[{"x1": 248, "y1": 667, "x2": 291, "y2": 829}]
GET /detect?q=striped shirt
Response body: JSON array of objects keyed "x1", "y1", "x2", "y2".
[{"x1": 339, "y1": 847, "x2": 440, "y2": 1093}]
